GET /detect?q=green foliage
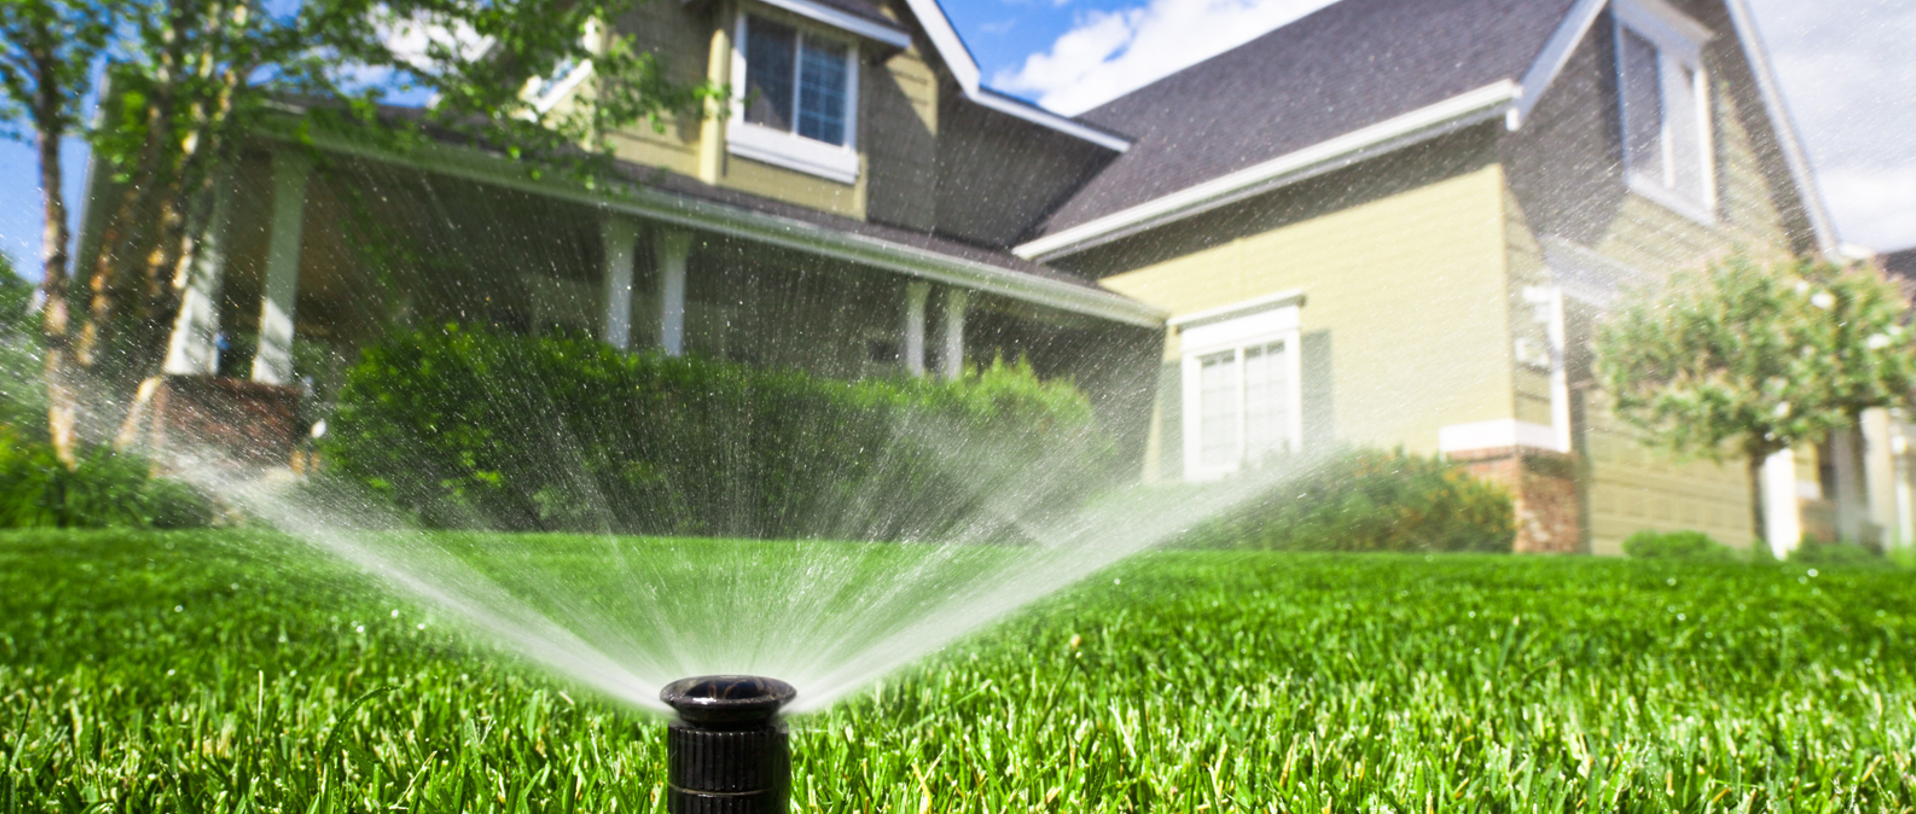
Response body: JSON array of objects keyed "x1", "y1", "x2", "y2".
[
  {"x1": 1621, "y1": 528, "x2": 1736, "y2": 561},
  {"x1": 1185, "y1": 448, "x2": 1515, "y2": 552},
  {"x1": 1789, "y1": 539, "x2": 1892, "y2": 569},
  {"x1": 1597, "y1": 254, "x2": 1916, "y2": 465},
  {"x1": 0, "y1": 257, "x2": 43, "y2": 433},
  {"x1": 6, "y1": 530, "x2": 1916, "y2": 810},
  {"x1": 323, "y1": 325, "x2": 1115, "y2": 539},
  {"x1": 0, "y1": 428, "x2": 212, "y2": 528}
]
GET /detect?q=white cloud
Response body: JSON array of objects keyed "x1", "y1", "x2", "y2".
[
  {"x1": 1745, "y1": 0, "x2": 1916, "y2": 251},
  {"x1": 991, "y1": 0, "x2": 1340, "y2": 115}
]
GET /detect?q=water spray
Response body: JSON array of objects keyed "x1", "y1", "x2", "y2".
[{"x1": 660, "y1": 675, "x2": 797, "y2": 813}]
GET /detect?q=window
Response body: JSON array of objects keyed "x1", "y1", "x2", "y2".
[
  {"x1": 1613, "y1": 0, "x2": 1713, "y2": 219},
  {"x1": 1174, "y1": 291, "x2": 1305, "y2": 480},
  {"x1": 730, "y1": 14, "x2": 860, "y2": 182}
]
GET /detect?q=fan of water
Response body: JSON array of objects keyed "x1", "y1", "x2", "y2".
[{"x1": 164, "y1": 154, "x2": 1296, "y2": 715}]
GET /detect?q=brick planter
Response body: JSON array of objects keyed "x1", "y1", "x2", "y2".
[
  {"x1": 121, "y1": 375, "x2": 303, "y2": 469},
  {"x1": 1450, "y1": 446, "x2": 1582, "y2": 554}
]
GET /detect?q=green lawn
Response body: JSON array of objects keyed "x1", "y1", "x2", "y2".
[{"x1": 3, "y1": 530, "x2": 1914, "y2": 812}]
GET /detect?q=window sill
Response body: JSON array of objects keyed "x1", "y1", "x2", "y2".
[
  {"x1": 1627, "y1": 175, "x2": 1716, "y2": 227},
  {"x1": 728, "y1": 122, "x2": 859, "y2": 184}
]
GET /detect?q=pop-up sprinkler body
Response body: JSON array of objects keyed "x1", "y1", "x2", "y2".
[{"x1": 660, "y1": 675, "x2": 797, "y2": 813}]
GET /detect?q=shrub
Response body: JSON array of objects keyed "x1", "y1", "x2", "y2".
[
  {"x1": 0, "y1": 428, "x2": 213, "y2": 529},
  {"x1": 1622, "y1": 529, "x2": 1735, "y2": 561},
  {"x1": 1185, "y1": 448, "x2": 1515, "y2": 553},
  {"x1": 1789, "y1": 539, "x2": 1891, "y2": 569},
  {"x1": 323, "y1": 325, "x2": 1116, "y2": 539}
]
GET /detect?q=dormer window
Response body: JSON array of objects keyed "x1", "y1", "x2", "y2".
[
  {"x1": 1613, "y1": 0, "x2": 1714, "y2": 221},
  {"x1": 730, "y1": 13, "x2": 861, "y2": 183}
]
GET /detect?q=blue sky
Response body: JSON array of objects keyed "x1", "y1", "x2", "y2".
[{"x1": 4, "y1": 0, "x2": 1913, "y2": 280}]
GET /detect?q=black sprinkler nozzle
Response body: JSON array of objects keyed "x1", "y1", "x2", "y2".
[{"x1": 660, "y1": 675, "x2": 797, "y2": 814}]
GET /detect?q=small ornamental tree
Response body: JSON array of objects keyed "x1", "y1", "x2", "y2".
[{"x1": 1596, "y1": 254, "x2": 1916, "y2": 541}]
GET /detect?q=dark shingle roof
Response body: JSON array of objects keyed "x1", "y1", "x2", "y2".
[
  {"x1": 1032, "y1": 0, "x2": 1582, "y2": 238},
  {"x1": 1884, "y1": 248, "x2": 1916, "y2": 283}
]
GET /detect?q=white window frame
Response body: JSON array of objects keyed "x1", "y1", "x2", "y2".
[
  {"x1": 729, "y1": 11, "x2": 861, "y2": 184},
  {"x1": 1612, "y1": 0, "x2": 1716, "y2": 223},
  {"x1": 1172, "y1": 290, "x2": 1305, "y2": 481}
]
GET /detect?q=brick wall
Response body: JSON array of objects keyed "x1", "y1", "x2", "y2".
[{"x1": 1452, "y1": 446, "x2": 1582, "y2": 553}]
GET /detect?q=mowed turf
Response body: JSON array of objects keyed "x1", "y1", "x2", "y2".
[{"x1": 3, "y1": 530, "x2": 1915, "y2": 812}]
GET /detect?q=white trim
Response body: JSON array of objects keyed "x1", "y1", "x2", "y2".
[
  {"x1": 1167, "y1": 288, "x2": 1305, "y2": 330},
  {"x1": 751, "y1": 0, "x2": 911, "y2": 49},
  {"x1": 1613, "y1": 9, "x2": 1717, "y2": 223},
  {"x1": 969, "y1": 89, "x2": 1132, "y2": 153},
  {"x1": 1178, "y1": 295, "x2": 1304, "y2": 481},
  {"x1": 729, "y1": 13, "x2": 862, "y2": 184},
  {"x1": 899, "y1": 0, "x2": 979, "y2": 93},
  {"x1": 1611, "y1": 0, "x2": 1712, "y2": 60},
  {"x1": 1014, "y1": 81, "x2": 1520, "y2": 261},
  {"x1": 269, "y1": 127, "x2": 1166, "y2": 328},
  {"x1": 1438, "y1": 419, "x2": 1560, "y2": 453},
  {"x1": 728, "y1": 122, "x2": 861, "y2": 183},
  {"x1": 531, "y1": 59, "x2": 596, "y2": 115},
  {"x1": 1511, "y1": 0, "x2": 1609, "y2": 128},
  {"x1": 1721, "y1": 0, "x2": 1838, "y2": 255}
]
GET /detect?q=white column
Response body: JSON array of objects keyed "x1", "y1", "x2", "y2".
[
  {"x1": 251, "y1": 152, "x2": 313, "y2": 385},
  {"x1": 1762, "y1": 448, "x2": 1802, "y2": 558},
  {"x1": 657, "y1": 229, "x2": 691, "y2": 357},
  {"x1": 940, "y1": 287, "x2": 968, "y2": 380},
  {"x1": 1861, "y1": 408, "x2": 1897, "y2": 544},
  {"x1": 162, "y1": 171, "x2": 234, "y2": 375},
  {"x1": 902, "y1": 281, "x2": 929, "y2": 376},
  {"x1": 601, "y1": 216, "x2": 638, "y2": 350}
]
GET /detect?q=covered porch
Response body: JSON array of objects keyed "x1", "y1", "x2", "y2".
[{"x1": 133, "y1": 136, "x2": 1165, "y2": 466}]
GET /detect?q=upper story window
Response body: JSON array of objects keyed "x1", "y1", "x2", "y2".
[
  {"x1": 1172, "y1": 291, "x2": 1305, "y2": 481},
  {"x1": 1613, "y1": 0, "x2": 1714, "y2": 221},
  {"x1": 730, "y1": 13, "x2": 860, "y2": 183}
]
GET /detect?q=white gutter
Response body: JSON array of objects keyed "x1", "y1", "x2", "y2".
[
  {"x1": 1014, "y1": 80, "x2": 1521, "y2": 262},
  {"x1": 1722, "y1": 0, "x2": 1839, "y2": 255},
  {"x1": 266, "y1": 127, "x2": 1165, "y2": 327}
]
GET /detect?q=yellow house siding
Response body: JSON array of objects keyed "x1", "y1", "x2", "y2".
[
  {"x1": 1081, "y1": 130, "x2": 1515, "y2": 464},
  {"x1": 1502, "y1": 0, "x2": 1820, "y2": 554},
  {"x1": 862, "y1": 44, "x2": 938, "y2": 230},
  {"x1": 604, "y1": 0, "x2": 712, "y2": 178}
]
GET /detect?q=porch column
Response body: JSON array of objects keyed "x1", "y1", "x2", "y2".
[
  {"x1": 162, "y1": 170, "x2": 235, "y2": 375},
  {"x1": 1762, "y1": 448, "x2": 1802, "y2": 558},
  {"x1": 601, "y1": 215, "x2": 638, "y2": 350},
  {"x1": 657, "y1": 228, "x2": 692, "y2": 357},
  {"x1": 902, "y1": 280, "x2": 929, "y2": 376},
  {"x1": 250, "y1": 152, "x2": 313, "y2": 385},
  {"x1": 1861, "y1": 407, "x2": 1898, "y2": 544},
  {"x1": 940, "y1": 287, "x2": 968, "y2": 380}
]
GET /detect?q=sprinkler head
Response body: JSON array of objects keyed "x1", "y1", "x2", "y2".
[{"x1": 660, "y1": 675, "x2": 796, "y2": 813}]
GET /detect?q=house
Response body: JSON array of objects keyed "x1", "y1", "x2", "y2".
[
  {"x1": 99, "y1": 0, "x2": 1851, "y2": 554},
  {"x1": 1008, "y1": 0, "x2": 1842, "y2": 555}
]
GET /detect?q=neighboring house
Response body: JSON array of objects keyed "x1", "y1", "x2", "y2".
[
  {"x1": 94, "y1": 0, "x2": 1852, "y2": 555},
  {"x1": 1009, "y1": 0, "x2": 1839, "y2": 555}
]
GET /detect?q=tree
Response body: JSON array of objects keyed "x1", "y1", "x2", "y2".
[
  {"x1": 0, "y1": 0, "x2": 115, "y2": 466},
  {"x1": 3, "y1": 0, "x2": 716, "y2": 463},
  {"x1": 1595, "y1": 254, "x2": 1916, "y2": 543}
]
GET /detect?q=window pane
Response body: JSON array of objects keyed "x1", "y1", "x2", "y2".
[
  {"x1": 1664, "y1": 60, "x2": 1704, "y2": 202},
  {"x1": 1619, "y1": 27, "x2": 1663, "y2": 184},
  {"x1": 798, "y1": 38, "x2": 849, "y2": 145},
  {"x1": 744, "y1": 17, "x2": 797, "y2": 132},
  {"x1": 1242, "y1": 342, "x2": 1289, "y2": 462},
  {"x1": 1199, "y1": 351, "x2": 1239, "y2": 469}
]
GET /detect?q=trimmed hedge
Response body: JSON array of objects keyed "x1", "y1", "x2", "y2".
[
  {"x1": 1185, "y1": 448, "x2": 1515, "y2": 553},
  {"x1": 324, "y1": 325, "x2": 1116, "y2": 539},
  {"x1": 1622, "y1": 529, "x2": 1736, "y2": 561}
]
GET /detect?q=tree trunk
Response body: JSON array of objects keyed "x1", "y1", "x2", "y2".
[
  {"x1": 32, "y1": 47, "x2": 79, "y2": 469},
  {"x1": 1747, "y1": 453, "x2": 1766, "y2": 554}
]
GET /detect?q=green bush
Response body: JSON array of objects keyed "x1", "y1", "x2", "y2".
[
  {"x1": 1622, "y1": 529, "x2": 1735, "y2": 561},
  {"x1": 1185, "y1": 448, "x2": 1515, "y2": 553},
  {"x1": 1789, "y1": 539, "x2": 1891, "y2": 569},
  {"x1": 323, "y1": 325, "x2": 1116, "y2": 539},
  {"x1": 0, "y1": 428, "x2": 213, "y2": 528}
]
